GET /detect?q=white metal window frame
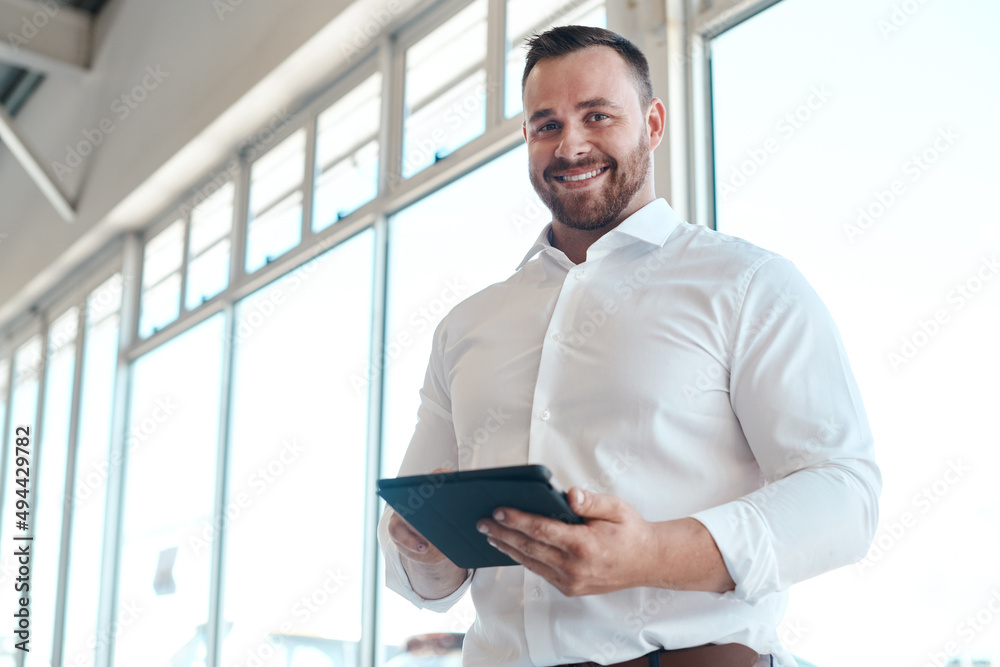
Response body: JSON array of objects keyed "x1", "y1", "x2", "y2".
[{"x1": 663, "y1": 0, "x2": 785, "y2": 230}]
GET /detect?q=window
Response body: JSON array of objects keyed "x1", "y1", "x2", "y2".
[
  {"x1": 139, "y1": 219, "x2": 185, "y2": 337},
  {"x1": 504, "y1": 0, "x2": 606, "y2": 118},
  {"x1": 220, "y1": 230, "x2": 375, "y2": 667},
  {"x1": 186, "y1": 181, "x2": 234, "y2": 309},
  {"x1": 710, "y1": 0, "x2": 1000, "y2": 663},
  {"x1": 314, "y1": 73, "x2": 383, "y2": 231},
  {"x1": 26, "y1": 308, "x2": 79, "y2": 667},
  {"x1": 247, "y1": 129, "x2": 307, "y2": 273},
  {"x1": 63, "y1": 275, "x2": 123, "y2": 667},
  {"x1": 402, "y1": 0, "x2": 489, "y2": 179},
  {"x1": 114, "y1": 315, "x2": 225, "y2": 665}
]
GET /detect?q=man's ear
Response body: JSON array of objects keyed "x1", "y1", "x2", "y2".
[
  {"x1": 522, "y1": 120, "x2": 528, "y2": 143},
  {"x1": 646, "y1": 97, "x2": 666, "y2": 151}
]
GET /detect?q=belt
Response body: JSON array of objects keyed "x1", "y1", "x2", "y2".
[{"x1": 566, "y1": 643, "x2": 759, "y2": 667}]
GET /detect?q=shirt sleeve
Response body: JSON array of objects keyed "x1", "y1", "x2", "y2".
[
  {"x1": 377, "y1": 318, "x2": 475, "y2": 611},
  {"x1": 691, "y1": 256, "x2": 881, "y2": 604}
]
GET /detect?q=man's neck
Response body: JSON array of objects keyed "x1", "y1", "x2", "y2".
[{"x1": 549, "y1": 195, "x2": 655, "y2": 265}]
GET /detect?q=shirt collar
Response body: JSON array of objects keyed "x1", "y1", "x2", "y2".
[{"x1": 516, "y1": 198, "x2": 683, "y2": 270}]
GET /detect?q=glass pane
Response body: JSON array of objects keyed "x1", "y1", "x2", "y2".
[
  {"x1": 378, "y1": 145, "x2": 547, "y2": 661},
  {"x1": 26, "y1": 309, "x2": 79, "y2": 667},
  {"x1": 190, "y1": 181, "x2": 234, "y2": 256},
  {"x1": 87, "y1": 274, "x2": 125, "y2": 324},
  {"x1": 711, "y1": 0, "x2": 1000, "y2": 664},
  {"x1": 314, "y1": 74, "x2": 382, "y2": 231},
  {"x1": 220, "y1": 230, "x2": 374, "y2": 667},
  {"x1": 186, "y1": 239, "x2": 231, "y2": 309},
  {"x1": 143, "y1": 220, "x2": 185, "y2": 289},
  {"x1": 250, "y1": 129, "x2": 306, "y2": 218},
  {"x1": 62, "y1": 293, "x2": 121, "y2": 667},
  {"x1": 316, "y1": 73, "x2": 382, "y2": 169},
  {"x1": 245, "y1": 191, "x2": 303, "y2": 273},
  {"x1": 139, "y1": 272, "x2": 182, "y2": 337},
  {"x1": 114, "y1": 315, "x2": 224, "y2": 666},
  {"x1": 402, "y1": 0, "x2": 488, "y2": 178},
  {"x1": 403, "y1": 70, "x2": 487, "y2": 179},
  {"x1": 504, "y1": 0, "x2": 606, "y2": 118},
  {"x1": 0, "y1": 336, "x2": 42, "y2": 664},
  {"x1": 314, "y1": 140, "x2": 379, "y2": 231}
]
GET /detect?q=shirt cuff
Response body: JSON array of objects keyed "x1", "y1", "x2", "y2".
[
  {"x1": 377, "y1": 507, "x2": 474, "y2": 612},
  {"x1": 690, "y1": 500, "x2": 780, "y2": 605}
]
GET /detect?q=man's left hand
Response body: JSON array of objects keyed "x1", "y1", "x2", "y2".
[{"x1": 476, "y1": 488, "x2": 656, "y2": 597}]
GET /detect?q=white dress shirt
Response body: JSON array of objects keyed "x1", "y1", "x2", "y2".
[{"x1": 377, "y1": 198, "x2": 880, "y2": 667}]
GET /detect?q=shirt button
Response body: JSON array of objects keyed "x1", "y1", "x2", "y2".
[
  {"x1": 575, "y1": 271, "x2": 585, "y2": 280},
  {"x1": 531, "y1": 587, "x2": 541, "y2": 599},
  {"x1": 539, "y1": 409, "x2": 550, "y2": 421}
]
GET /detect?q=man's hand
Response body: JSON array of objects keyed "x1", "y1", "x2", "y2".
[
  {"x1": 386, "y1": 468, "x2": 470, "y2": 600},
  {"x1": 477, "y1": 488, "x2": 735, "y2": 597},
  {"x1": 387, "y1": 510, "x2": 449, "y2": 564}
]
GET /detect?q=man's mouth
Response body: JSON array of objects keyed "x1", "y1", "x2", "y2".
[{"x1": 554, "y1": 166, "x2": 609, "y2": 183}]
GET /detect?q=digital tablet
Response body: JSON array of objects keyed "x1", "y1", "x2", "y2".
[{"x1": 377, "y1": 464, "x2": 584, "y2": 568}]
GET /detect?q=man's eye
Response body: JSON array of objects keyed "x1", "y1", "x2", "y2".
[
  {"x1": 539, "y1": 123, "x2": 558, "y2": 131},
  {"x1": 590, "y1": 113, "x2": 609, "y2": 121}
]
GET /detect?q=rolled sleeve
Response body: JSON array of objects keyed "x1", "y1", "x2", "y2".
[{"x1": 693, "y1": 257, "x2": 881, "y2": 604}]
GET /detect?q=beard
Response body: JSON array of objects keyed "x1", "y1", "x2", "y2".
[{"x1": 529, "y1": 132, "x2": 650, "y2": 232}]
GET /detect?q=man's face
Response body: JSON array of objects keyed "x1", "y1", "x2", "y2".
[{"x1": 522, "y1": 46, "x2": 656, "y2": 232}]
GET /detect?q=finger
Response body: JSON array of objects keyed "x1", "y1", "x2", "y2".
[
  {"x1": 485, "y1": 534, "x2": 567, "y2": 585},
  {"x1": 478, "y1": 516, "x2": 570, "y2": 569},
  {"x1": 389, "y1": 513, "x2": 435, "y2": 555},
  {"x1": 485, "y1": 507, "x2": 575, "y2": 548},
  {"x1": 567, "y1": 487, "x2": 626, "y2": 521}
]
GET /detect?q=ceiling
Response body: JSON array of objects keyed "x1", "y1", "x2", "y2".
[{"x1": 0, "y1": 0, "x2": 110, "y2": 117}]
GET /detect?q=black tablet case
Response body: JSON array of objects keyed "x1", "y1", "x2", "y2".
[{"x1": 377, "y1": 465, "x2": 584, "y2": 568}]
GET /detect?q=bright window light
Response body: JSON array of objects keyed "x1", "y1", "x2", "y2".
[
  {"x1": 247, "y1": 130, "x2": 306, "y2": 272},
  {"x1": 314, "y1": 73, "x2": 382, "y2": 231},
  {"x1": 402, "y1": 0, "x2": 488, "y2": 179},
  {"x1": 712, "y1": 0, "x2": 1000, "y2": 663}
]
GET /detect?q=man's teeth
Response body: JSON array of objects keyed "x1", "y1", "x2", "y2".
[{"x1": 558, "y1": 167, "x2": 606, "y2": 182}]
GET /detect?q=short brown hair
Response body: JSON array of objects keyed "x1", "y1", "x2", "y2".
[{"x1": 521, "y1": 25, "x2": 654, "y2": 108}]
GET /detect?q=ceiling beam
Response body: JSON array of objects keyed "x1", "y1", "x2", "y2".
[
  {"x1": 0, "y1": 0, "x2": 91, "y2": 75},
  {"x1": 0, "y1": 102, "x2": 75, "y2": 222}
]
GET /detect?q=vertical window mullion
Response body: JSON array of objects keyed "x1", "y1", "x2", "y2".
[
  {"x1": 207, "y1": 303, "x2": 237, "y2": 667},
  {"x1": 230, "y1": 158, "x2": 251, "y2": 293},
  {"x1": 486, "y1": 0, "x2": 507, "y2": 130},
  {"x1": 50, "y1": 304, "x2": 88, "y2": 667},
  {"x1": 381, "y1": 34, "x2": 405, "y2": 196},
  {"x1": 301, "y1": 118, "x2": 318, "y2": 244},
  {"x1": 97, "y1": 234, "x2": 142, "y2": 667},
  {"x1": 179, "y1": 212, "x2": 192, "y2": 315},
  {"x1": 362, "y1": 214, "x2": 390, "y2": 667}
]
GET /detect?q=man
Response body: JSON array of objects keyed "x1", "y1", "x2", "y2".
[{"x1": 378, "y1": 25, "x2": 880, "y2": 667}]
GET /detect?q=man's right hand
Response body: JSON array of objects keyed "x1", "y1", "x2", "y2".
[
  {"x1": 387, "y1": 510, "x2": 450, "y2": 564},
  {"x1": 385, "y1": 468, "x2": 470, "y2": 600}
]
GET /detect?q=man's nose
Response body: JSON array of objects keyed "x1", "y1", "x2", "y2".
[{"x1": 555, "y1": 123, "x2": 591, "y2": 161}]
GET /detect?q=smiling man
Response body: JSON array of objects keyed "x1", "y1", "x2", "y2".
[{"x1": 378, "y1": 25, "x2": 880, "y2": 667}]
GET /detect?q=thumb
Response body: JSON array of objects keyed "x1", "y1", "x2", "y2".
[{"x1": 568, "y1": 487, "x2": 624, "y2": 521}]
